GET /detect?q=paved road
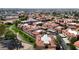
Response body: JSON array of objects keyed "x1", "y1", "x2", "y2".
[
  {"x1": 0, "y1": 43, "x2": 8, "y2": 50},
  {"x1": 17, "y1": 33, "x2": 34, "y2": 50}
]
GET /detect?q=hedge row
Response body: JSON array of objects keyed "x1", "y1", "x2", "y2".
[{"x1": 11, "y1": 25, "x2": 35, "y2": 45}]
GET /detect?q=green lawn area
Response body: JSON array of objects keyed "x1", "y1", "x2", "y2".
[{"x1": 10, "y1": 25, "x2": 35, "y2": 45}]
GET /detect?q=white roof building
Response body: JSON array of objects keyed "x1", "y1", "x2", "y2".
[
  {"x1": 68, "y1": 29, "x2": 77, "y2": 35},
  {"x1": 41, "y1": 34, "x2": 51, "y2": 44}
]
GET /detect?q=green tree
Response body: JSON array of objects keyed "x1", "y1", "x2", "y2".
[
  {"x1": 19, "y1": 13, "x2": 28, "y2": 21},
  {"x1": 0, "y1": 16, "x2": 5, "y2": 20},
  {"x1": 52, "y1": 12, "x2": 57, "y2": 16},
  {"x1": 67, "y1": 44, "x2": 77, "y2": 50},
  {"x1": 0, "y1": 24, "x2": 6, "y2": 37},
  {"x1": 0, "y1": 16, "x2": 3, "y2": 20},
  {"x1": 70, "y1": 37, "x2": 78, "y2": 44},
  {"x1": 5, "y1": 30, "x2": 16, "y2": 40},
  {"x1": 63, "y1": 15, "x2": 69, "y2": 18},
  {"x1": 13, "y1": 20, "x2": 21, "y2": 26}
]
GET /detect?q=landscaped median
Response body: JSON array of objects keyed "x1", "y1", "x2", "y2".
[{"x1": 10, "y1": 25, "x2": 35, "y2": 46}]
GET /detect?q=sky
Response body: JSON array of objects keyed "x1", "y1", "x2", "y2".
[{"x1": 0, "y1": 0, "x2": 79, "y2": 8}]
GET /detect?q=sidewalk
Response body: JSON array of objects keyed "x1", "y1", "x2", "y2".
[{"x1": 19, "y1": 42, "x2": 34, "y2": 50}]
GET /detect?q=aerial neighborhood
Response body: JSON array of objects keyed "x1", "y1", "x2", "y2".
[{"x1": 0, "y1": 9, "x2": 79, "y2": 50}]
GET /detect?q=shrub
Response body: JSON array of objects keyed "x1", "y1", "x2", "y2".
[
  {"x1": 67, "y1": 44, "x2": 77, "y2": 50},
  {"x1": 70, "y1": 37, "x2": 78, "y2": 44},
  {"x1": 5, "y1": 30, "x2": 16, "y2": 40}
]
